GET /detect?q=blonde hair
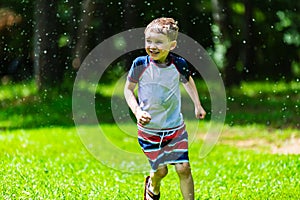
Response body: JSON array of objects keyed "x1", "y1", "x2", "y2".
[{"x1": 145, "y1": 17, "x2": 179, "y2": 41}]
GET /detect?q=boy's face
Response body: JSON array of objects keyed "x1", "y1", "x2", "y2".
[{"x1": 145, "y1": 30, "x2": 177, "y2": 63}]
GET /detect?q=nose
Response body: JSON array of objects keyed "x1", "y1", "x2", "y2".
[{"x1": 149, "y1": 42, "x2": 157, "y2": 49}]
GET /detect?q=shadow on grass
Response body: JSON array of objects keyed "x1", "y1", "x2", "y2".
[
  {"x1": 0, "y1": 81, "x2": 299, "y2": 130},
  {"x1": 0, "y1": 92, "x2": 115, "y2": 130},
  {"x1": 225, "y1": 83, "x2": 299, "y2": 129}
]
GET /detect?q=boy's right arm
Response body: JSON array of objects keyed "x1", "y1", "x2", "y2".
[{"x1": 124, "y1": 80, "x2": 151, "y2": 125}]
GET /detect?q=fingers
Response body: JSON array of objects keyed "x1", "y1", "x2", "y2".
[
  {"x1": 137, "y1": 111, "x2": 151, "y2": 125},
  {"x1": 143, "y1": 111, "x2": 152, "y2": 119},
  {"x1": 196, "y1": 108, "x2": 206, "y2": 119},
  {"x1": 198, "y1": 113, "x2": 206, "y2": 119},
  {"x1": 199, "y1": 110, "x2": 206, "y2": 119},
  {"x1": 196, "y1": 114, "x2": 202, "y2": 119}
]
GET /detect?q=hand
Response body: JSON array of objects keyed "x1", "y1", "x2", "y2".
[
  {"x1": 195, "y1": 105, "x2": 206, "y2": 119},
  {"x1": 136, "y1": 108, "x2": 152, "y2": 125}
]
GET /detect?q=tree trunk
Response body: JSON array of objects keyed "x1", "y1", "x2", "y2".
[
  {"x1": 211, "y1": 0, "x2": 241, "y2": 86},
  {"x1": 72, "y1": 0, "x2": 95, "y2": 70},
  {"x1": 34, "y1": 0, "x2": 63, "y2": 91},
  {"x1": 242, "y1": 0, "x2": 255, "y2": 80},
  {"x1": 123, "y1": 0, "x2": 137, "y2": 29},
  {"x1": 123, "y1": 0, "x2": 138, "y2": 68}
]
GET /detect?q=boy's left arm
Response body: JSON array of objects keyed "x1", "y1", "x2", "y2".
[{"x1": 183, "y1": 76, "x2": 206, "y2": 119}]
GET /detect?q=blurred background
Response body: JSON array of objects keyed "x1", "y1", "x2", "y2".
[
  {"x1": 0, "y1": 0, "x2": 299, "y2": 129},
  {"x1": 1, "y1": 0, "x2": 299, "y2": 87}
]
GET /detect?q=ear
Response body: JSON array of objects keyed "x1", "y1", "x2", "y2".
[{"x1": 169, "y1": 40, "x2": 177, "y2": 50}]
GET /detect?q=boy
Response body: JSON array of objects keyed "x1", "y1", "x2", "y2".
[{"x1": 124, "y1": 17, "x2": 206, "y2": 200}]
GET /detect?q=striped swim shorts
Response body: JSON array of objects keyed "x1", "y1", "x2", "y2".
[{"x1": 138, "y1": 123, "x2": 189, "y2": 171}]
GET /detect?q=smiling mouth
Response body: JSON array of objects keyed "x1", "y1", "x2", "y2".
[{"x1": 150, "y1": 50, "x2": 160, "y2": 55}]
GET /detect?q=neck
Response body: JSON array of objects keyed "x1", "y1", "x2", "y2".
[{"x1": 152, "y1": 54, "x2": 172, "y2": 65}]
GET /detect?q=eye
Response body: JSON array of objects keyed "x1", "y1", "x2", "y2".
[
  {"x1": 146, "y1": 39, "x2": 152, "y2": 44},
  {"x1": 156, "y1": 41, "x2": 163, "y2": 44}
]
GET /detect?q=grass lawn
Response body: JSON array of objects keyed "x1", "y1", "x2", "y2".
[
  {"x1": 0, "y1": 79, "x2": 299, "y2": 199},
  {"x1": 1, "y1": 125, "x2": 299, "y2": 199}
]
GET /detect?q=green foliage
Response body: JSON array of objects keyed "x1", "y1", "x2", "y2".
[
  {"x1": 1, "y1": 0, "x2": 300, "y2": 88},
  {"x1": 231, "y1": 2, "x2": 245, "y2": 14},
  {"x1": 275, "y1": 10, "x2": 300, "y2": 47}
]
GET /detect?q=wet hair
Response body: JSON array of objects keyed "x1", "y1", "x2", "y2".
[{"x1": 145, "y1": 17, "x2": 179, "y2": 41}]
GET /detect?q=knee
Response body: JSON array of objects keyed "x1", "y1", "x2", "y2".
[
  {"x1": 152, "y1": 167, "x2": 168, "y2": 179},
  {"x1": 175, "y1": 163, "x2": 192, "y2": 178}
]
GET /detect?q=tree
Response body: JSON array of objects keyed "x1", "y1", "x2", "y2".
[
  {"x1": 211, "y1": 0, "x2": 241, "y2": 86},
  {"x1": 0, "y1": 8, "x2": 22, "y2": 77},
  {"x1": 211, "y1": 0, "x2": 259, "y2": 86},
  {"x1": 242, "y1": 0, "x2": 255, "y2": 81},
  {"x1": 1, "y1": 0, "x2": 299, "y2": 89},
  {"x1": 34, "y1": 0, "x2": 63, "y2": 91},
  {"x1": 71, "y1": 0, "x2": 95, "y2": 70}
]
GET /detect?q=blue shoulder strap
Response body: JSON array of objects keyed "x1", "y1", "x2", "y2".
[{"x1": 171, "y1": 54, "x2": 191, "y2": 83}]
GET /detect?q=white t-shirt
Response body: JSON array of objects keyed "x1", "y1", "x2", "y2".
[{"x1": 128, "y1": 53, "x2": 191, "y2": 129}]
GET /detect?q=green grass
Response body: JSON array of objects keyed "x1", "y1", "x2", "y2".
[
  {"x1": 1, "y1": 126, "x2": 299, "y2": 199},
  {"x1": 0, "y1": 79, "x2": 299, "y2": 199},
  {"x1": 226, "y1": 80, "x2": 299, "y2": 128},
  {"x1": 0, "y1": 81, "x2": 37, "y2": 101}
]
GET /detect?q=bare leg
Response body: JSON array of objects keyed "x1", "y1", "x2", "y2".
[
  {"x1": 149, "y1": 165, "x2": 168, "y2": 195},
  {"x1": 175, "y1": 163, "x2": 194, "y2": 200}
]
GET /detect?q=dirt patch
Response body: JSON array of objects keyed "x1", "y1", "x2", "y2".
[
  {"x1": 222, "y1": 138, "x2": 270, "y2": 152},
  {"x1": 271, "y1": 138, "x2": 300, "y2": 155},
  {"x1": 221, "y1": 138, "x2": 300, "y2": 155}
]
